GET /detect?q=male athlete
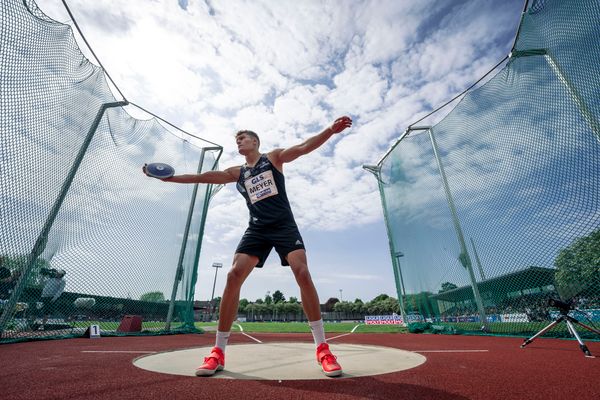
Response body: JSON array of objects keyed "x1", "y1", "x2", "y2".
[{"x1": 144, "y1": 116, "x2": 352, "y2": 377}]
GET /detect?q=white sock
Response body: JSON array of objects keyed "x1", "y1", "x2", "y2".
[
  {"x1": 215, "y1": 330, "x2": 230, "y2": 352},
  {"x1": 308, "y1": 319, "x2": 326, "y2": 346}
]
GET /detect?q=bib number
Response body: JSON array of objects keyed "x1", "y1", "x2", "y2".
[{"x1": 244, "y1": 170, "x2": 278, "y2": 204}]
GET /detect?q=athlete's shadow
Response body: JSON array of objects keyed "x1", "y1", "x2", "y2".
[{"x1": 260, "y1": 376, "x2": 470, "y2": 400}]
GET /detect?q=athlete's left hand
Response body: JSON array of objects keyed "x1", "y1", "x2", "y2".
[{"x1": 330, "y1": 116, "x2": 352, "y2": 134}]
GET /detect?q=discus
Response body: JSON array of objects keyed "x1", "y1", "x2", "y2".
[{"x1": 144, "y1": 163, "x2": 175, "y2": 179}]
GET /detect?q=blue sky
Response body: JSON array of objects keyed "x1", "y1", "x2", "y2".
[{"x1": 35, "y1": 0, "x2": 525, "y2": 303}]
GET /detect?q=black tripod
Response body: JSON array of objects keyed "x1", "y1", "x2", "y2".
[{"x1": 520, "y1": 298, "x2": 600, "y2": 357}]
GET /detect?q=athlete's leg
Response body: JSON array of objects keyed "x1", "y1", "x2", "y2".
[
  {"x1": 196, "y1": 253, "x2": 258, "y2": 377},
  {"x1": 217, "y1": 253, "x2": 258, "y2": 332},
  {"x1": 287, "y1": 249, "x2": 342, "y2": 377},
  {"x1": 286, "y1": 249, "x2": 321, "y2": 321}
]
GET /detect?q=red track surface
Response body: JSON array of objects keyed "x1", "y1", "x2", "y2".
[{"x1": 1, "y1": 333, "x2": 599, "y2": 400}]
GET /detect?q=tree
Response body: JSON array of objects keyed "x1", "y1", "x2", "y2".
[
  {"x1": 372, "y1": 294, "x2": 389, "y2": 302},
  {"x1": 554, "y1": 228, "x2": 600, "y2": 297},
  {"x1": 365, "y1": 300, "x2": 382, "y2": 314},
  {"x1": 265, "y1": 294, "x2": 273, "y2": 305},
  {"x1": 252, "y1": 303, "x2": 268, "y2": 320},
  {"x1": 439, "y1": 282, "x2": 458, "y2": 293},
  {"x1": 333, "y1": 301, "x2": 353, "y2": 314},
  {"x1": 284, "y1": 301, "x2": 302, "y2": 317},
  {"x1": 380, "y1": 297, "x2": 400, "y2": 314},
  {"x1": 239, "y1": 298, "x2": 249, "y2": 313},
  {"x1": 288, "y1": 296, "x2": 298, "y2": 303},
  {"x1": 352, "y1": 300, "x2": 365, "y2": 314},
  {"x1": 274, "y1": 302, "x2": 286, "y2": 320},
  {"x1": 324, "y1": 297, "x2": 339, "y2": 312},
  {"x1": 213, "y1": 296, "x2": 222, "y2": 311},
  {"x1": 263, "y1": 303, "x2": 274, "y2": 319},
  {"x1": 272, "y1": 290, "x2": 285, "y2": 303},
  {"x1": 140, "y1": 291, "x2": 165, "y2": 302},
  {"x1": 333, "y1": 301, "x2": 344, "y2": 313}
]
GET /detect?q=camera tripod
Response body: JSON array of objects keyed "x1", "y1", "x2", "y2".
[{"x1": 520, "y1": 300, "x2": 600, "y2": 358}]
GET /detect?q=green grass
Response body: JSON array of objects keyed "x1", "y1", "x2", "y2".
[
  {"x1": 71, "y1": 321, "x2": 186, "y2": 330},
  {"x1": 69, "y1": 320, "x2": 408, "y2": 334},
  {"x1": 447, "y1": 321, "x2": 583, "y2": 337},
  {"x1": 195, "y1": 321, "x2": 408, "y2": 334},
  {"x1": 71, "y1": 320, "x2": 593, "y2": 338},
  {"x1": 71, "y1": 320, "x2": 407, "y2": 334}
]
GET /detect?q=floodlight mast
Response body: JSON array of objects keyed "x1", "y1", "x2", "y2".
[{"x1": 210, "y1": 262, "x2": 223, "y2": 321}]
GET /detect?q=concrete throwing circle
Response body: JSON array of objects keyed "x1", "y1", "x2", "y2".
[{"x1": 133, "y1": 342, "x2": 426, "y2": 380}]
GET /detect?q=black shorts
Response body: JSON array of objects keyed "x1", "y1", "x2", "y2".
[{"x1": 235, "y1": 224, "x2": 306, "y2": 268}]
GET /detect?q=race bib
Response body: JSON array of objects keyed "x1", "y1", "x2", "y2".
[{"x1": 244, "y1": 170, "x2": 278, "y2": 204}]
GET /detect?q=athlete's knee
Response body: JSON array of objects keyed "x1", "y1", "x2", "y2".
[
  {"x1": 226, "y1": 267, "x2": 246, "y2": 286},
  {"x1": 225, "y1": 254, "x2": 258, "y2": 286},
  {"x1": 292, "y1": 265, "x2": 313, "y2": 286}
]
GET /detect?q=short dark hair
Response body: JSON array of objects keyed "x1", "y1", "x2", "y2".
[{"x1": 235, "y1": 130, "x2": 260, "y2": 147}]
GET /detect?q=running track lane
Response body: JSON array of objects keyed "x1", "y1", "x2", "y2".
[{"x1": 1, "y1": 333, "x2": 599, "y2": 400}]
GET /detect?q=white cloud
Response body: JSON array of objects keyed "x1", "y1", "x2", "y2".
[
  {"x1": 328, "y1": 64, "x2": 388, "y2": 115},
  {"x1": 26, "y1": 0, "x2": 526, "y2": 302}
]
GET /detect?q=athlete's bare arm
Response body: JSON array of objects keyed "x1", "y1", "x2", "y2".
[
  {"x1": 270, "y1": 116, "x2": 352, "y2": 167},
  {"x1": 143, "y1": 165, "x2": 241, "y2": 184}
]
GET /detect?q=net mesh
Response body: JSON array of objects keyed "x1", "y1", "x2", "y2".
[
  {"x1": 375, "y1": 0, "x2": 600, "y2": 337},
  {"x1": 0, "y1": 0, "x2": 221, "y2": 342}
]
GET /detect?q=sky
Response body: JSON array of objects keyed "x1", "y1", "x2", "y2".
[{"x1": 33, "y1": 0, "x2": 526, "y2": 304}]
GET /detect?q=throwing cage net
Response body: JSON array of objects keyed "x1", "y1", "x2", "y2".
[
  {"x1": 370, "y1": 0, "x2": 600, "y2": 337},
  {"x1": 0, "y1": 0, "x2": 222, "y2": 342}
]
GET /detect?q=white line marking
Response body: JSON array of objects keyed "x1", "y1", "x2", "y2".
[
  {"x1": 81, "y1": 351, "x2": 157, "y2": 354},
  {"x1": 414, "y1": 350, "x2": 489, "y2": 353},
  {"x1": 242, "y1": 332, "x2": 263, "y2": 343},
  {"x1": 327, "y1": 332, "x2": 352, "y2": 341},
  {"x1": 326, "y1": 324, "x2": 361, "y2": 341},
  {"x1": 235, "y1": 323, "x2": 262, "y2": 343}
]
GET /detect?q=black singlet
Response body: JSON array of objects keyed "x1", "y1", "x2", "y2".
[{"x1": 236, "y1": 154, "x2": 297, "y2": 228}]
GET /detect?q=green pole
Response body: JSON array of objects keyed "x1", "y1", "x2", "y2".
[
  {"x1": 165, "y1": 148, "x2": 207, "y2": 331},
  {"x1": 165, "y1": 146, "x2": 222, "y2": 330},
  {"x1": 185, "y1": 147, "x2": 223, "y2": 328},
  {"x1": 395, "y1": 251, "x2": 409, "y2": 319},
  {"x1": 510, "y1": 49, "x2": 600, "y2": 143},
  {"x1": 470, "y1": 237, "x2": 486, "y2": 281},
  {"x1": 0, "y1": 101, "x2": 127, "y2": 335},
  {"x1": 362, "y1": 165, "x2": 407, "y2": 326},
  {"x1": 544, "y1": 52, "x2": 600, "y2": 142},
  {"x1": 428, "y1": 127, "x2": 488, "y2": 330}
]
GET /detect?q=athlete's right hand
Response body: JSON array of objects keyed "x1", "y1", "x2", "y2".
[{"x1": 330, "y1": 116, "x2": 352, "y2": 134}]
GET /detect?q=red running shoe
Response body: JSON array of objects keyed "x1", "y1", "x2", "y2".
[
  {"x1": 195, "y1": 346, "x2": 225, "y2": 377},
  {"x1": 316, "y1": 343, "x2": 343, "y2": 377}
]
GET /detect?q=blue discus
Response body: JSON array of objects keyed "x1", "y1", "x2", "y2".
[{"x1": 145, "y1": 163, "x2": 175, "y2": 179}]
